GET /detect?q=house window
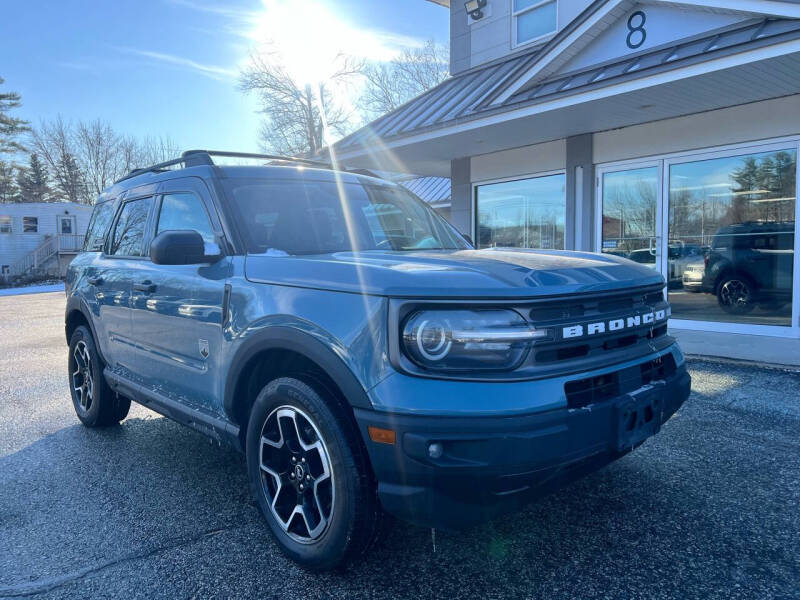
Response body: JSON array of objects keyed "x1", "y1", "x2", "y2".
[
  {"x1": 476, "y1": 173, "x2": 566, "y2": 249},
  {"x1": 23, "y1": 216, "x2": 38, "y2": 233},
  {"x1": 0, "y1": 216, "x2": 10, "y2": 233},
  {"x1": 513, "y1": 0, "x2": 557, "y2": 46}
]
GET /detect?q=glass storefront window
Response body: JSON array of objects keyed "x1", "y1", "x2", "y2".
[
  {"x1": 600, "y1": 167, "x2": 659, "y2": 267},
  {"x1": 668, "y1": 149, "x2": 796, "y2": 327},
  {"x1": 476, "y1": 174, "x2": 566, "y2": 250}
]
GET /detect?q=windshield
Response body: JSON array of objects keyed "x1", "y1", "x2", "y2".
[{"x1": 224, "y1": 178, "x2": 470, "y2": 255}]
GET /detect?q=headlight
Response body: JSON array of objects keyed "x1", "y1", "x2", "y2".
[{"x1": 401, "y1": 309, "x2": 547, "y2": 372}]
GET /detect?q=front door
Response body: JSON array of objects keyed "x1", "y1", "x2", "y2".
[
  {"x1": 58, "y1": 215, "x2": 78, "y2": 251},
  {"x1": 596, "y1": 163, "x2": 664, "y2": 276},
  {"x1": 127, "y1": 179, "x2": 229, "y2": 415}
]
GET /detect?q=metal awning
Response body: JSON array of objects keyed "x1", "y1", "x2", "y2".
[
  {"x1": 398, "y1": 176, "x2": 451, "y2": 206},
  {"x1": 330, "y1": 17, "x2": 800, "y2": 176}
]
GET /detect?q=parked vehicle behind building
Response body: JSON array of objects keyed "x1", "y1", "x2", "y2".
[{"x1": 65, "y1": 151, "x2": 691, "y2": 570}]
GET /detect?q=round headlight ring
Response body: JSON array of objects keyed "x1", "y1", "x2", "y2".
[{"x1": 414, "y1": 319, "x2": 452, "y2": 361}]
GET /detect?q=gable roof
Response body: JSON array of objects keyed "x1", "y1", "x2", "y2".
[
  {"x1": 490, "y1": 0, "x2": 800, "y2": 104},
  {"x1": 332, "y1": 15, "x2": 800, "y2": 157}
]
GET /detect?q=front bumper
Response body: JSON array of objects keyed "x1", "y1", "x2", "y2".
[{"x1": 355, "y1": 348, "x2": 691, "y2": 529}]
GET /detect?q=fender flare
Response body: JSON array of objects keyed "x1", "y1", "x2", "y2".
[
  {"x1": 223, "y1": 326, "x2": 373, "y2": 422},
  {"x1": 64, "y1": 296, "x2": 108, "y2": 365}
]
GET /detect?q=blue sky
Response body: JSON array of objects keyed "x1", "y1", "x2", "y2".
[{"x1": 1, "y1": 0, "x2": 449, "y2": 152}]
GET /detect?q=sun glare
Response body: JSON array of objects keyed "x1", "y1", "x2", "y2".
[{"x1": 246, "y1": 0, "x2": 420, "y2": 86}]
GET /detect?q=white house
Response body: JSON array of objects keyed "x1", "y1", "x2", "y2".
[
  {"x1": 333, "y1": 0, "x2": 800, "y2": 365},
  {"x1": 0, "y1": 202, "x2": 92, "y2": 282}
]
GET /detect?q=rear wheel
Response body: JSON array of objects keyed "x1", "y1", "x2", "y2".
[
  {"x1": 717, "y1": 275, "x2": 756, "y2": 314},
  {"x1": 68, "y1": 326, "x2": 130, "y2": 427},
  {"x1": 246, "y1": 377, "x2": 380, "y2": 570}
]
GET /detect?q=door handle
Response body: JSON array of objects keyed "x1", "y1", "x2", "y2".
[
  {"x1": 133, "y1": 281, "x2": 156, "y2": 293},
  {"x1": 87, "y1": 276, "x2": 103, "y2": 286}
]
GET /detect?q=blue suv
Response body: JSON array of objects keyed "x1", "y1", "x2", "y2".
[{"x1": 65, "y1": 150, "x2": 691, "y2": 570}]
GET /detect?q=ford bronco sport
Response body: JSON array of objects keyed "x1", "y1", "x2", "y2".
[{"x1": 65, "y1": 150, "x2": 691, "y2": 570}]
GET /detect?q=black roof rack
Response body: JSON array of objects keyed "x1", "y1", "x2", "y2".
[{"x1": 114, "y1": 150, "x2": 336, "y2": 184}]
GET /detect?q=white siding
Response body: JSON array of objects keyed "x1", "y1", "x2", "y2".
[
  {"x1": 458, "y1": 0, "x2": 594, "y2": 71},
  {"x1": 593, "y1": 95, "x2": 800, "y2": 164},
  {"x1": 0, "y1": 203, "x2": 92, "y2": 270},
  {"x1": 471, "y1": 138, "x2": 567, "y2": 181}
]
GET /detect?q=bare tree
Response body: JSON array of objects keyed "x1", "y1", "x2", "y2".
[
  {"x1": 240, "y1": 52, "x2": 360, "y2": 156},
  {"x1": 358, "y1": 40, "x2": 449, "y2": 119},
  {"x1": 74, "y1": 119, "x2": 121, "y2": 198},
  {"x1": 29, "y1": 118, "x2": 180, "y2": 203},
  {"x1": 28, "y1": 117, "x2": 84, "y2": 201}
]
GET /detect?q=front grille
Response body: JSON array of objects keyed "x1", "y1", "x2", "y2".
[
  {"x1": 565, "y1": 353, "x2": 677, "y2": 408},
  {"x1": 525, "y1": 286, "x2": 670, "y2": 365}
]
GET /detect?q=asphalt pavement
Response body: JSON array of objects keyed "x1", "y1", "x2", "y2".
[{"x1": 1, "y1": 292, "x2": 798, "y2": 599}]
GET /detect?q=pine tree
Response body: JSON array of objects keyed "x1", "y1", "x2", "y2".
[
  {"x1": 0, "y1": 77, "x2": 29, "y2": 155},
  {"x1": 0, "y1": 160, "x2": 18, "y2": 202},
  {"x1": 17, "y1": 153, "x2": 50, "y2": 202},
  {"x1": 55, "y1": 152, "x2": 84, "y2": 204}
]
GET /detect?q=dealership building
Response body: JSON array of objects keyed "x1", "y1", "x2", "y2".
[{"x1": 333, "y1": 0, "x2": 800, "y2": 364}]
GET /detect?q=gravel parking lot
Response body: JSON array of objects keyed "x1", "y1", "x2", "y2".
[{"x1": 1, "y1": 292, "x2": 798, "y2": 599}]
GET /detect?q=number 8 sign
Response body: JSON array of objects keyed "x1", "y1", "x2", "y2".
[{"x1": 626, "y1": 10, "x2": 646, "y2": 49}]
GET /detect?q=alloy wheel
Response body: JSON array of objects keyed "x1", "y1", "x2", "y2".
[
  {"x1": 259, "y1": 405, "x2": 335, "y2": 543},
  {"x1": 71, "y1": 340, "x2": 94, "y2": 413},
  {"x1": 719, "y1": 279, "x2": 751, "y2": 309}
]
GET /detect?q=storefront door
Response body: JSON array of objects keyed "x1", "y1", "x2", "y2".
[
  {"x1": 597, "y1": 141, "x2": 799, "y2": 336},
  {"x1": 596, "y1": 163, "x2": 664, "y2": 274}
]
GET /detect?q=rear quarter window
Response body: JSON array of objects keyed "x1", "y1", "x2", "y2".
[{"x1": 84, "y1": 201, "x2": 116, "y2": 251}]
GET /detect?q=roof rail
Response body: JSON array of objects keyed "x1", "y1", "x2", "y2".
[{"x1": 114, "y1": 150, "x2": 335, "y2": 184}]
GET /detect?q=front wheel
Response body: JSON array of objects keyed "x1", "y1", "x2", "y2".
[
  {"x1": 68, "y1": 325, "x2": 130, "y2": 427},
  {"x1": 246, "y1": 377, "x2": 381, "y2": 570}
]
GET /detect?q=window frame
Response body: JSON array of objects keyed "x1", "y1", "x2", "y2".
[
  {"x1": 0, "y1": 215, "x2": 11, "y2": 234},
  {"x1": 22, "y1": 216, "x2": 39, "y2": 234},
  {"x1": 512, "y1": 0, "x2": 558, "y2": 49},
  {"x1": 472, "y1": 168, "x2": 567, "y2": 250},
  {"x1": 105, "y1": 195, "x2": 156, "y2": 259}
]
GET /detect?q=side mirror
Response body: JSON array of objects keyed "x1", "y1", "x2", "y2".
[{"x1": 150, "y1": 230, "x2": 216, "y2": 265}]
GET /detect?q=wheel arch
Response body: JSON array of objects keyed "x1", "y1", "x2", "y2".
[
  {"x1": 65, "y1": 298, "x2": 107, "y2": 364},
  {"x1": 224, "y1": 327, "x2": 373, "y2": 447}
]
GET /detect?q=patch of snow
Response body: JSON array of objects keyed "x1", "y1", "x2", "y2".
[{"x1": 0, "y1": 283, "x2": 65, "y2": 297}]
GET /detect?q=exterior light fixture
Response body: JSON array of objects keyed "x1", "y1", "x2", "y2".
[{"x1": 465, "y1": 0, "x2": 487, "y2": 21}]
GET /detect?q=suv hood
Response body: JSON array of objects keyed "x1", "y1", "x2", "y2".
[{"x1": 244, "y1": 248, "x2": 664, "y2": 298}]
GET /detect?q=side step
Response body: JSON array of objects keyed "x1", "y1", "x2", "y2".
[{"x1": 104, "y1": 369, "x2": 242, "y2": 451}]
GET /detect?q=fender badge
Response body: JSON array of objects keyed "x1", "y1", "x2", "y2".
[{"x1": 199, "y1": 339, "x2": 209, "y2": 358}]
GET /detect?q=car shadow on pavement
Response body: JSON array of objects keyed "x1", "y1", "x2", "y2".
[{"x1": 1, "y1": 374, "x2": 798, "y2": 599}]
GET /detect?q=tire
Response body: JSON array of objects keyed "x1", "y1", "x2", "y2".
[
  {"x1": 716, "y1": 274, "x2": 756, "y2": 315},
  {"x1": 246, "y1": 377, "x2": 381, "y2": 570},
  {"x1": 68, "y1": 325, "x2": 130, "y2": 427}
]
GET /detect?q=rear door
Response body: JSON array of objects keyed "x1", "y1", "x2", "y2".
[
  {"x1": 101, "y1": 195, "x2": 156, "y2": 369},
  {"x1": 127, "y1": 177, "x2": 230, "y2": 414}
]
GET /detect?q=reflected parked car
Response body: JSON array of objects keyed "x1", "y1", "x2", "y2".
[
  {"x1": 701, "y1": 221, "x2": 795, "y2": 314},
  {"x1": 681, "y1": 258, "x2": 705, "y2": 292}
]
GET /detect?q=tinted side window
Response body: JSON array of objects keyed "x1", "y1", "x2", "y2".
[
  {"x1": 156, "y1": 193, "x2": 215, "y2": 243},
  {"x1": 84, "y1": 202, "x2": 116, "y2": 251},
  {"x1": 110, "y1": 197, "x2": 153, "y2": 256}
]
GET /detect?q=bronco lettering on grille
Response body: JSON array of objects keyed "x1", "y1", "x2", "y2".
[{"x1": 562, "y1": 308, "x2": 669, "y2": 339}]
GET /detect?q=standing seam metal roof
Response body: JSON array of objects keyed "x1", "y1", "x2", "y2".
[{"x1": 333, "y1": 17, "x2": 800, "y2": 154}]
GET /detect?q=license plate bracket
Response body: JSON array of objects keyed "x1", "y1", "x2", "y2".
[{"x1": 616, "y1": 385, "x2": 665, "y2": 451}]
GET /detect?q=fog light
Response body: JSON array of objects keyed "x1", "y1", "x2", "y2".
[{"x1": 428, "y1": 442, "x2": 444, "y2": 459}]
